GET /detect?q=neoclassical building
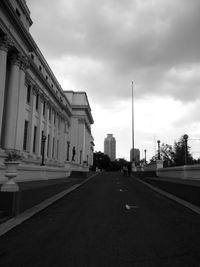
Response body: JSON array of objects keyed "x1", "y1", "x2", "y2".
[{"x1": 0, "y1": 0, "x2": 94, "y2": 182}]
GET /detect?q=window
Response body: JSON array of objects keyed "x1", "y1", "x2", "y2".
[
  {"x1": 27, "y1": 84, "x2": 31, "y2": 104},
  {"x1": 52, "y1": 137, "x2": 55, "y2": 158},
  {"x1": 58, "y1": 117, "x2": 60, "y2": 129},
  {"x1": 49, "y1": 107, "x2": 51, "y2": 121},
  {"x1": 41, "y1": 130, "x2": 44, "y2": 155},
  {"x1": 43, "y1": 101, "x2": 46, "y2": 116},
  {"x1": 16, "y1": 8, "x2": 21, "y2": 18},
  {"x1": 33, "y1": 126, "x2": 37, "y2": 153},
  {"x1": 31, "y1": 54, "x2": 34, "y2": 60},
  {"x1": 46, "y1": 75, "x2": 48, "y2": 80},
  {"x1": 47, "y1": 134, "x2": 50, "y2": 157},
  {"x1": 57, "y1": 140, "x2": 59, "y2": 159},
  {"x1": 36, "y1": 93, "x2": 39, "y2": 110},
  {"x1": 23, "y1": 120, "x2": 29, "y2": 151},
  {"x1": 39, "y1": 65, "x2": 42, "y2": 71},
  {"x1": 54, "y1": 112, "x2": 56, "y2": 125}
]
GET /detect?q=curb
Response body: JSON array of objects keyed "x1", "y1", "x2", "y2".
[
  {"x1": 137, "y1": 178, "x2": 200, "y2": 215},
  {"x1": 0, "y1": 173, "x2": 99, "y2": 237}
]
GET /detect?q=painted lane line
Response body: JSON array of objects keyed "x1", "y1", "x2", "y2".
[
  {"x1": 119, "y1": 189, "x2": 127, "y2": 192},
  {"x1": 125, "y1": 204, "x2": 139, "y2": 210}
]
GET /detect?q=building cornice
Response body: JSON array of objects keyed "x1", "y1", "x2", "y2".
[
  {"x1": 29, "y1": 60, "x2": 72, "y2": 115},
  {"x1": 16, "y1": 0, "x2": 33, "y2": 25},
  {"x1": 72, "y1": 105, "x2": 94, "y2": 124},
  {"x1": 0, "y1": 0, "x2": 36, "y2": 51}
]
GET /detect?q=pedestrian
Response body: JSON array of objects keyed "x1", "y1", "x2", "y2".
[
  {"x1": 123, "y1": 166, "x2": 128, "y2": 176},
  {"x1": 127, "y1": 163, "x2": 131, "y2": 176}
]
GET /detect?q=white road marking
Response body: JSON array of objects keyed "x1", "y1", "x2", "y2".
[{"x1": 125, "y1": 204, "x2": 139, "y2": 210}]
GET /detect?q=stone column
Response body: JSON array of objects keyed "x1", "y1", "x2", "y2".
[
  {"x1": 44, "y1": 103, "x2": 49, "y2": 158},
  {"x1": 29, "y1": 86, "x2": 37, "y2": 156},
  {"x1": 0, "y1": 36, "x2": 11, "y2": 147},
  {"x1": 15, "y1": 56, "x2": 29, "y2": 151},
  {"x1": 2, "y1": 53, "x2": 21, "y2": 150},
  {"x1": 49, "y1": 104, "x2": 54, "y2": 160},
  {"x1": 36, "y1": 94, "x2": 43, "y2": 158},
  {"x1": 59, "y1": 118, "x2": 65, "y2": 163}
]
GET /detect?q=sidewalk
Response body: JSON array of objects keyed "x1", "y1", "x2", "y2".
[
  {"x1": 0, "y1": 172, "x2": 98, "y2": 236},
  {"x1": 140, "y1": 175, "x2": 200, "y2": 187},
  {"x1": 133, "y1": 174, "x2": 200, "y2": 208}
]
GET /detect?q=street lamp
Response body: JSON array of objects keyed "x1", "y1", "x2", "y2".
[
  {"x1": 183, "y1": 134, "x2": 189, "y2": 165},
  {"x1": 66, "y1": 141, "x2": 70, "y2": 161},
  {"x1": 40, "y1": 133, "x2": 46, "y2": 166},
  {"x1": 157, "y1": 140, "x2": 161, "y2": 160}
]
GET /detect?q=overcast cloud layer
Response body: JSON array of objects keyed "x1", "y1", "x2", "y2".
[{"x1": 27, "y1": 0, "x2": 200, "y2": 160}]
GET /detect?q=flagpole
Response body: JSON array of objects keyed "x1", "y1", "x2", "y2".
[
  {"x1": 132, "y1": 81, "x2": 134, "y2": 154},
  {"x1": 132, "y1": 81, "x2": 136, "y2": 171}
]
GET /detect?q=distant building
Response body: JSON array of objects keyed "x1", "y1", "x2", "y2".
[
  {"x1": 130, "y1": 148, "x2": 140, "y2": 165},
  {"x1": 104, "y1": 134, "x2": 116, "y2": 161}
]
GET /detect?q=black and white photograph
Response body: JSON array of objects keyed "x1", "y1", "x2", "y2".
[{"x1": 0, "y1": 0, "x2": 200, "y2": 266}]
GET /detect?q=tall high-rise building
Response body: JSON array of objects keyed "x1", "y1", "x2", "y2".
[{"x1": 104, "y1": 134, "x2": 116, "y2": 161}]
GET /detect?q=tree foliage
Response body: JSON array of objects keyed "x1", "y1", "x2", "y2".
[
  {"x1": 172, "y1": 136, "x2": 193, "y2": 166},
  {"x1": 93, "y1": 151, "x2": 111, "y2": 171},
  {"x1": 93, "y1": 152, "x2": 130, "y2": 172},
  {"x1": 154, "y1": 135, "x2": 194, "y2": 167}
]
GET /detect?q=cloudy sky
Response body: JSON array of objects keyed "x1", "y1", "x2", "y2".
[{"x1": 26, "y1": 0, "x2": 200, "y2": 161}]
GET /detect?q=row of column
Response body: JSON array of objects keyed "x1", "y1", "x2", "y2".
[
  {"x1": 25, "y1": 86, "x2": 68, "y2": 163},
  {"x1": 0, "y1": 35, "x2": 93, "y2": 166},
  {"x1": 0, "y1": 35, "x2": 29, "y2": 151}
]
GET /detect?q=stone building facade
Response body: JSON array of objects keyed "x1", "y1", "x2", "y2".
[{"x1": 0, "y1": 0, "x2": 94, "y2": 182}]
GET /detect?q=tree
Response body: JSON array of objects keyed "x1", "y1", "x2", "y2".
[
  {"x1": 172, "y1": 135, "x2": 193, "y2": 166},
  {"x1": 93, "y1": 151, "x2": 111, "y2": 171},
  {"x1": 150, "y1": 135, "x2": 195, "y2": 167},
  {"x1": 160, "y1": 143, "x2": 174, "y2": 167}
]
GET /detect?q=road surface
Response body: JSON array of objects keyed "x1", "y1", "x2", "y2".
[{"x1": 0, "y1": 172, "x2": 200, "y2": 266}]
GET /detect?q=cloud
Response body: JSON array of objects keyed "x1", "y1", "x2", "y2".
[
  {"x1": 27, "y1": 0, "x2": 200, "y2": 105},
  {"x1": 26, "y1": 0, "x2": 200, "y2": 159}
]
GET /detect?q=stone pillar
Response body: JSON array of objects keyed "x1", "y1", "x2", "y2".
[
  {"x1": 49, "y1": 105, "x2": 53, "y2": 159},
  {"x1": 36, "y1": 95, "x2": 43, "y2": 158},
  {"x1": 2, "y1": 53, "x2": 21, "y2": 150},
  {"x1": 44, "y1": 99, "x2": 49, "y2": 158},
  {"x1": 156, "y1": 159, "x2": 164, "y2": 169},
  {"x1": 54, "y1": 112, "x2": 57, "y2": 160},
  {"x1": 0, "y1": 36, "x2": 10, "y2": 147},
  {"x1": 67, "y1": 140, "x2": 70, "y2": 161},
  {"x1": 29, "y1": 86, "x2": 37, "y2": 156},
  {"x1": 58, "y1": 118, "x2": 65, "y2": 163},
  {"x1": 15, "y1": 56, "x2": 29, "y2": 151}
]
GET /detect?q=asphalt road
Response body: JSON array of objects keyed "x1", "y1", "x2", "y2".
[{"x1": 0, "y1": 172, "x2": 200, "y2": 267}]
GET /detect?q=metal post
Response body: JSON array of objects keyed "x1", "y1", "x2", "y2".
[
  {"x1": 131, "y1": 81, "x2": 136, "y2": 171},
  {"x1": 67, "y1": 141, "x2": 70, "y2": 161},
  {"x1": 40, "y1": 133, "x2": 46, "y2": 166},
  {"x1": 144, "y1": 149, "x2": 147, "y2": 164},
  {"x1": 157, "y1": 140, "x2": 161, "y2": 160},
  {"x1": 183, "y1": 134, "x2": 188, "y2": 165}
]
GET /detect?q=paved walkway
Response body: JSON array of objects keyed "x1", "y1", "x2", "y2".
[
  {"x1": 142, "y1": 175, "x2": 200, "y2": 187},
  {"x1": 0, "y1": 173, "x2": 98, "y2": 236},
  {"x1": 1, "y1": 172, "x2": 200, "y2": 266}
]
